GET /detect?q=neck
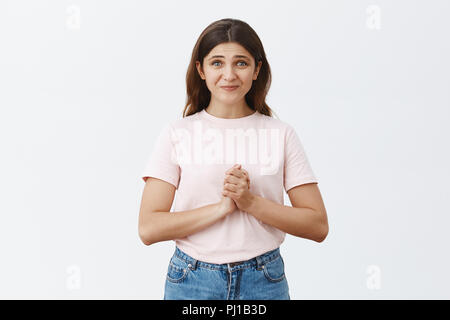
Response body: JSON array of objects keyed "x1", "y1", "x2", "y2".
[{"x1": 205, "y1": 99, "x2": 255, "y2": 119}]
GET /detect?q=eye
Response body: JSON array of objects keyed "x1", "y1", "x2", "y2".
[{"x1": 211, "y1": 60, "x2": 249, "y2": 67}]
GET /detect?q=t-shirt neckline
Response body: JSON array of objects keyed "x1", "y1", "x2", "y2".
[{"x1": 199, "y1": 108, "x2": 258, "y2": 123}]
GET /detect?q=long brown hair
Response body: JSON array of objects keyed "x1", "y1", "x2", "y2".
[{"x1": 182, "y1": 18, "x2": 277, "y2": 119}]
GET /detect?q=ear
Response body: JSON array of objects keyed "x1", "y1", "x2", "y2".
[
  {"x1": 196, "y1": 61, "x2": 205, "y2": 80},
  {"x1": 253, "y1": 60, "x2": 262, "y2": 80}
]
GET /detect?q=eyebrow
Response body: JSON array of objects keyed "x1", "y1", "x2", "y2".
[{"x1": 208, "y1": 55, "x2": 251, "y2": 60}]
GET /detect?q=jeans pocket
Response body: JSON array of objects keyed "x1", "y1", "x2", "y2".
[
  {"x1": 166, "y1": 256, "x2": 190, "y2": 283},
  {"x1": 262, "y1": 255, "x2": 286, "y2": 283}
]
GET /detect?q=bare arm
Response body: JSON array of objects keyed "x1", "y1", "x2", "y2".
[
  {"x1": 223, "y1": 166, "x2": 329, "y2": 243},
  {"x1": 244, "y1": 183, "x2": 328, "y2": 242},
  {"x1": 138, "y1": 177, "x2": 234, "y2": 246}
]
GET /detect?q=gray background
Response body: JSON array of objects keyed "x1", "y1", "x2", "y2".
[{"x1": 0, "y1": 0, "x2": 449, "y2": 299}]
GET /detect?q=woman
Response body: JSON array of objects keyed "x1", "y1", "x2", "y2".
[{"x1": 139, "y1": 18, "x2": 329, "y2": 300}]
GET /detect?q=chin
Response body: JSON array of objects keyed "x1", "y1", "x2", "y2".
[{"x1": 219, "y1": 97, "x2": 242, "y2": 105}]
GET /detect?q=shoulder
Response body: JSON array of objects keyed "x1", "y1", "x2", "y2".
[
  {"x1": 256, "y1": 112, "x2": 296, "y2": 136},
  {"x1": 167, "y1": 111, "x2": 202, "y2": 130},
  {"x1": 150, "y1": 113, "x2": 198, "y2": 142}
]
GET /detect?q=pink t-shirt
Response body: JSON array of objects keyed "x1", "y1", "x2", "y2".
[{"x1": 141, "y1": 109, "x2": 318, "y2": 264}]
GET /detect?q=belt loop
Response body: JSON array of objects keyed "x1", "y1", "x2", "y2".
[
  {"x1": 193, "y1": 259, "x2": 198, "y2": 270},
  {"x1": 188, "y1": 257, "x2": 197, "y2": 270},
  {"x1": 256, "y1": 255, "x2": 264, "y2": 271}
]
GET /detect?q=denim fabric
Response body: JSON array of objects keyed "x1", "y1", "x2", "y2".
[{"x1": 164, "y1": 247, "x2": 290, "y2": 300}]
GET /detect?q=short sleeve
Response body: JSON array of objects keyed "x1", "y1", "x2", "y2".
[
  {"x1": 283, "y1": 125, "x2": 318, "y2": 193},
  {"x1": 141, "y1": 123, "x2": 180, "y2": 189}
]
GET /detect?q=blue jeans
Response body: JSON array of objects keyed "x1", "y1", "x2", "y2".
[{"x1": 164, "y1": 246, "x2": 290, "y2": 300}]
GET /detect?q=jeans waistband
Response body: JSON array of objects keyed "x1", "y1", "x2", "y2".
[{"x1": 173, "y1": 247, "x2": 281, "y2": 271}]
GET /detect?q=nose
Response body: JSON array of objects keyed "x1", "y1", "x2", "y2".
[{"x1": 223, "y1": 65, "x2": 237, "y2": 81}]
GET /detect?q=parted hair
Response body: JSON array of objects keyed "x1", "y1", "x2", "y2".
[{"x1": 182, "y1": 18, "x2": 276, "y2": 118}]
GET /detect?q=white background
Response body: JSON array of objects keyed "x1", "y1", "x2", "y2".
[{"x1": 0, "y1": 0, "x2": 449, "y2": 299}]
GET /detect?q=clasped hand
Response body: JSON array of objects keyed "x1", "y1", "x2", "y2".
[{"x1": 222, "y1": 164, "x2": 255, "y2": 212}]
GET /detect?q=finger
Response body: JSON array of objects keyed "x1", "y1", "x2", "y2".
[
  {"x1": 241, "y1": 170, "x2": 250, "y2": 188},
  {"x1": 225, "y1": 164, "x2": 241, "y2": 175},
  {"x1": 228, "y1": 168, "x2": 245, "y2": 179},
  {"x1": 222, "y1": 190, "x2": 237, "y2": 197},
  {"x1": 223, "y1": 190, "x2": 238, "y2": 200},
  {"x1": 241, "y1": 169, "x2": 250, "y2": 181},
  {"x1": 223, "y1": 183, "x2": 237, "y2": 192},
  {"x1": 224, "y1": 174, "x2": 240, "y2": 185},
  {"x1": 225, "y1": 179, "x2": 247, "y2": 193},
  {"x1": 224, "y1": 176, "x2": 249, "y2": 192}
]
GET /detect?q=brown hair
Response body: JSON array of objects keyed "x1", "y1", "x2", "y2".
[{"x1": 182, "y1": 18, "x2": 277, "y2": 119}]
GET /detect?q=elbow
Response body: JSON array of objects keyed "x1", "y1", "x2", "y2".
[
  {"x1": 138, "y1": 226, "x2": 155, "y2": 246},
  {"x1": 140, "y1": 237, "x2": 153, "y2": 246},
  {"x1": 139, "y1": 234, "x2": 152, "y2": 246},
  {"x1": 314, "y1": 222, "x2": 329, "y2": 243}
]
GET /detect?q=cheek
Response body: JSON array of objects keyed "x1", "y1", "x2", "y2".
[
  {"x1": 202, "y1": 68, "x2": 219, "y2": 85},
  {"x1": 240, "y1": 72, "x2": 255, "y2": 88},
  {"x1": 204, "y1": 74, "x2": 218, "y2": 87}
]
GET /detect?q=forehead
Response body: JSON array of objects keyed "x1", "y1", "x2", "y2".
[{"x1": 206, "y1": 42, "x2": 252, "y2": 58}]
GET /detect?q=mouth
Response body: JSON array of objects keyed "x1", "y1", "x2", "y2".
[{"x1": 220, "y1": 86, "x2": 239, "y2": 91}]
